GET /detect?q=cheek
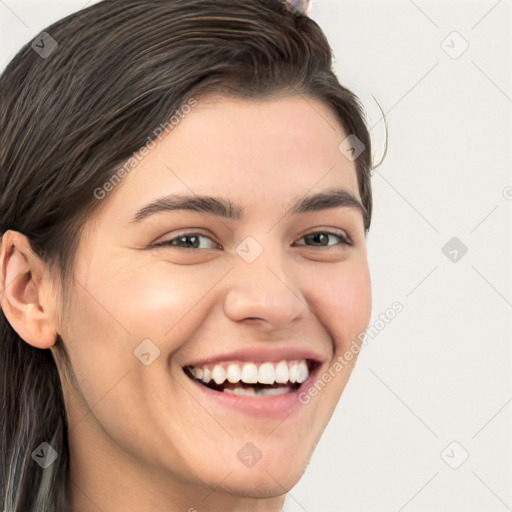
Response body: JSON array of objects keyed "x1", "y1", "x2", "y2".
[
  {"x1": 307, "y1": 258, "x2": 372, "y2": 352},
  {"x1": 117, "y1": 262, "x2": 227, "y2": 341},
  {"x1": 57, "y1": 285, "x2": 133, "y2": 405},
  {"x1": 73, "y1": 252, "x2": 222, "y2": 343}
]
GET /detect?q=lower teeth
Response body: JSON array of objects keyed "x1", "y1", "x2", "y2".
[{"x1": 223, "y1": 386, "x2": 293, "y2": 396}]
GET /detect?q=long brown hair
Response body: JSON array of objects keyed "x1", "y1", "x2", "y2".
[{"x1": 0, "y1": 1, "x2": 373, "y2": 510}]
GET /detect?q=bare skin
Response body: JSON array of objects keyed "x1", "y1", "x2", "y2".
[{"x1": 0, "y1": 94, "x2": 371, "y2": 512}]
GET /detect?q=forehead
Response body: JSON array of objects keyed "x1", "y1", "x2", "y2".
[{"x1": 93, "y1": 95, "x2": 360, "y2": 225}]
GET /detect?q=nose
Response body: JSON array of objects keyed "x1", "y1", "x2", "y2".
[{"x1": 222, "y1": 243, "x2": 309, "y2": 330}]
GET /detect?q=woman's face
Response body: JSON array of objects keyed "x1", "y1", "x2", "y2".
[{"x1": 56, "y1": 95, "x2": 372, "y2": 508}]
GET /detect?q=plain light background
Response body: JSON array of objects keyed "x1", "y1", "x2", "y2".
[{"x1": 1, "y1": 1, "x2": 511, "y2": 511}]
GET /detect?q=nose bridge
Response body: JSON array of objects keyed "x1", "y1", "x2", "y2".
[{"x1": 221, "y1": 234, "x2": 308, "y2": 327}]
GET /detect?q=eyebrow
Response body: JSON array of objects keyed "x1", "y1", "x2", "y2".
[{"x1": 128, "y1": 187, "x2": 367, "y2": 226}]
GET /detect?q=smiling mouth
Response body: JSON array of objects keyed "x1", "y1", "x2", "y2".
[{"x1": 182, "y1": 359, "x2": 319, "y2": 397}]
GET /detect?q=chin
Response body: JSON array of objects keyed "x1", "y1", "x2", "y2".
[
  {"x1": 215, "y1": 472, "x2": 299, "y2": 499},
  {"x1": 200, "y1": 447, "x2": 310, "y2": 499}
]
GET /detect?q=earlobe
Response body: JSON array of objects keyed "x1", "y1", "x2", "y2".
[{"x1": 0, "y1": 230, "x2": 58, "y2": 349}]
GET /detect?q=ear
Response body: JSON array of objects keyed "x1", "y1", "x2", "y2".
[{"x1": 0, "y1": 230, "x2": 58, "y2": 349}]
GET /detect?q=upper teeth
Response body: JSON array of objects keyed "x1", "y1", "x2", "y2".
[{"x1": 188, "y1": 360, "x2": 310, "y2": 386}]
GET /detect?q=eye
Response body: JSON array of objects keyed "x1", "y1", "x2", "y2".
[
  {"x1": 152, "y1": 232, "x2": 221, "y2": 250},
  {"x1": 151, "y1": 230, "x2": 353, "y2": 251},
  {"x1": 295, "y1": 230, "x2": 353, "y2": 248}
]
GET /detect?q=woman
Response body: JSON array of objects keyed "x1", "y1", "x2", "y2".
[{"x1": 0, "y1": 0, "x2": 374, "y2": 510}]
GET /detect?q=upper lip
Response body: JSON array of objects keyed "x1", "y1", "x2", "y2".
[{"x1": 183, "y1": 346, "x2": 328, "y2": 367}]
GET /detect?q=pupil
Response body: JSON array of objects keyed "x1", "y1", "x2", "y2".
[
  {"x1": 308, "y1": 233, "x2": 327, "y2": 246},
  {"x1": 181, "y1": 236, "x2": 199, "y2": 248}
]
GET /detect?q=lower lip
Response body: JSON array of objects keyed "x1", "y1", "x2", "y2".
[{"x1": 185, "y1": 365, "x2": 321, "y2": 418}]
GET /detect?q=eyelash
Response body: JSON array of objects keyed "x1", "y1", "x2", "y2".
[{"x1": 152, "y1": 230, "x2": 353, "y2": 250}]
